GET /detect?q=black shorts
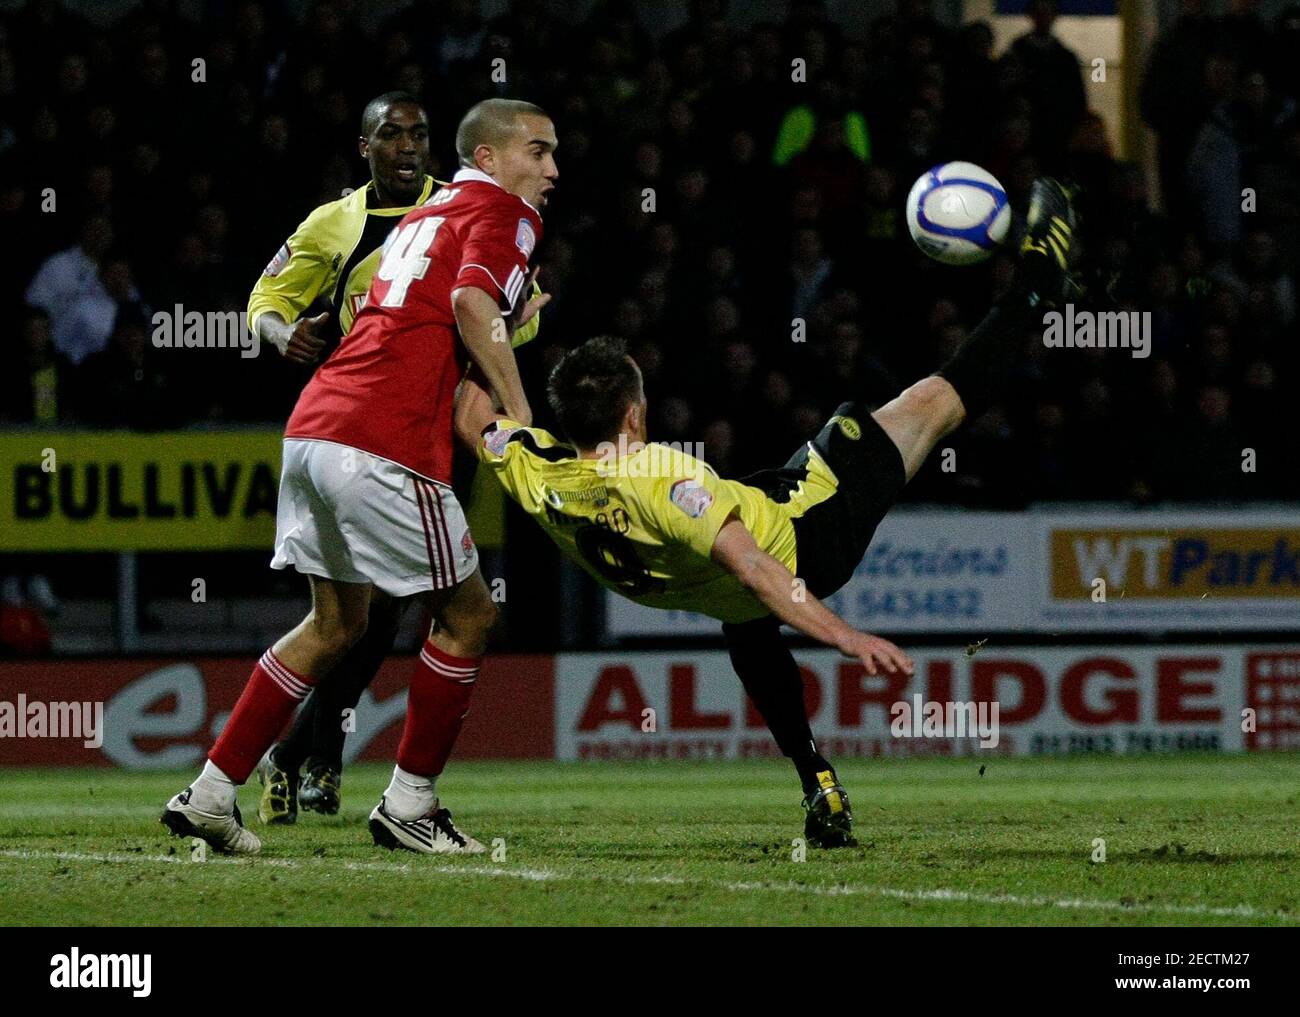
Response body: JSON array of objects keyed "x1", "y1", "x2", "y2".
[{"x1": 737, "y1": 402, "x2": 907, "y2": 599}]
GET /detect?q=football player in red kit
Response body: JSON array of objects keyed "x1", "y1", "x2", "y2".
[{"x1": 161, "y1": 99, "x2": 557, "y2": 855}]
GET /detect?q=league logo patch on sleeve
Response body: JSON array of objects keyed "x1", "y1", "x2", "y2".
[
  {"x1": 484, "y1": 425, "x2": 519, "y2": 457},
  {"x1": 515, "y1": 218, "x2": 536, "y2": 258},
  {"x1": 263, "y1": 243, "x2": 291, "y2": 277},
  {"x1": 669, "y1": 479, "x2": 713, "y2": 518}
]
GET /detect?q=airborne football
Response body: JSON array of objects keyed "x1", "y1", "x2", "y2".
[
  {"x1": 906, "y1": 161, "x2": 1011, "y2": 264},
  {"x1": 1, "y1": 0, "x2": 1297, "y2": 981}
]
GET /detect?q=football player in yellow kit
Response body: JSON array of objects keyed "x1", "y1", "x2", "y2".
[{"x1": 464, "y1": 177, "x2": 1078, "y2": 846}]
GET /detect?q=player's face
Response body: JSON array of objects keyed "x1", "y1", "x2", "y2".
[
  {"x1": 494, "y1": 114, "x2": 559, "y2": 210},
  {"x1": 361, "y1": 103, "x2": 431, "y2": 206}
]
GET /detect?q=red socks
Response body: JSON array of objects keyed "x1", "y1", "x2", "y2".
[
  {"x1": 209, "y1": 649, "x2": 314, "y2": 784},
  {"x1": 209, "y1": 642, "x2": 477, "y2": 785},
  {"x1": 396, "y1": 640, "x2": 480, "y2": 777}
]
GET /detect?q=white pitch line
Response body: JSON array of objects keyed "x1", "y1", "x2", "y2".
[{"x1": 0, "y1": 848, "x2": 1293, "y2": 923}]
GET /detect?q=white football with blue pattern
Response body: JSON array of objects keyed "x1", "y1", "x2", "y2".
[{"x1": 906, "y1": 161, "x2": 1010, "y2": 266}]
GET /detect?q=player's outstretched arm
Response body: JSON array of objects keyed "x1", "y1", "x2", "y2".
[
  {"x1": 452, "y1": 285, "x2": 531, "y2": 425},
  {"x1": 710, "y1": 516, "x2": 913, "y2": 676}
]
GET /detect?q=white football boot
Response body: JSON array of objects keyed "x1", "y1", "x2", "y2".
[
  {"x1": 369, "y1": 797, "x2": 485, "y2": 855},
  {"x1": 161, "y1": 786, "x2": 261, "y2": 855}
]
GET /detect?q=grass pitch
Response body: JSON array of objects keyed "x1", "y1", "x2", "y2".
[{"x1": 0, "y1": 755, "x2": 1295, "y2": 926}]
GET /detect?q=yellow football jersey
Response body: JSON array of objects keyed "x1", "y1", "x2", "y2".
[
  {"x1": 248, "y1": 176, "x2": 541, "y2": 344},
  {"x1": 478, "y1": 421, "x2": 840, "y2": 623}
]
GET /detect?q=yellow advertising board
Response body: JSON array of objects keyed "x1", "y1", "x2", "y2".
[
  {"x1": 1, "y1": 431, "x2": 509, "y2": 553},
  {"x1": 0, "y1": 431, "x2": 282, "y2": 551}
]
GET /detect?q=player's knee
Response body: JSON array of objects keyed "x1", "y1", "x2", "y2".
[
  {"x1": 904, "y1": 374, "x2": 967, "y2": 421},
  {"x1": 900, "y1": 375, "x2": 964, "y2": 435},
  {"x1": 462, "y1": 600, "x2": 498, "y2": 653},
  {"x1": 309, "y1": 609, "x2": 368, "y2": 654},
  {"x1": 437, "y1": 598, "x2": 497, "y2": 658}
]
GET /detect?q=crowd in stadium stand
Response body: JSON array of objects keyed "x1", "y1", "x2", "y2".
[{"x1": 2, "y1": 0, "x2": 1298, "y2": 505}]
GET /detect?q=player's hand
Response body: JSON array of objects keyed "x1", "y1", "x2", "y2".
[
  {"x1": 838, "y1": 631, "x2": 914, "y2": 676},
  {"x1": 507, "y1": 266, "x2": 550, "y2": 339},
  {"x1": 282, "y1": 312, "x2": 330, "y2": 364}
]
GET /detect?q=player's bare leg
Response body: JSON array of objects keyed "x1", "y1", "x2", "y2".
[
  {"x1": 369, "y1": 569, "x2": 498, "y2": 855},
  {"x1": 161, "y1": 576, "x2": 372, "y2": 854},
  {"x1": 875, "y1": 177, "x2": 1079, "y2": 479},
  {"x1": 261, "y1": 590, "x2": 408, "y2": 824},
  {"x1": 871, "y1": 376, "x2": 967, "y2": 482},
  {"x1": 272, "y1": 575, "x2": 373, "y2": 677}
]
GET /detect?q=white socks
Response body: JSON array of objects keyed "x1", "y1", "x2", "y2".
[
  {"x1": 188, "y1": 762, "x2": 438, "y2": 820},
  {"x1": 383, "y1": 765, "x2": 437, "y2": 820},
  {"x1": 189, "y1": 760, "x2": 238, "y2": 813}
]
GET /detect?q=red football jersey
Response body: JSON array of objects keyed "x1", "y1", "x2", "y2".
[{"x1": 285, "y1": 168, "x2": 543, "y2": 482}]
